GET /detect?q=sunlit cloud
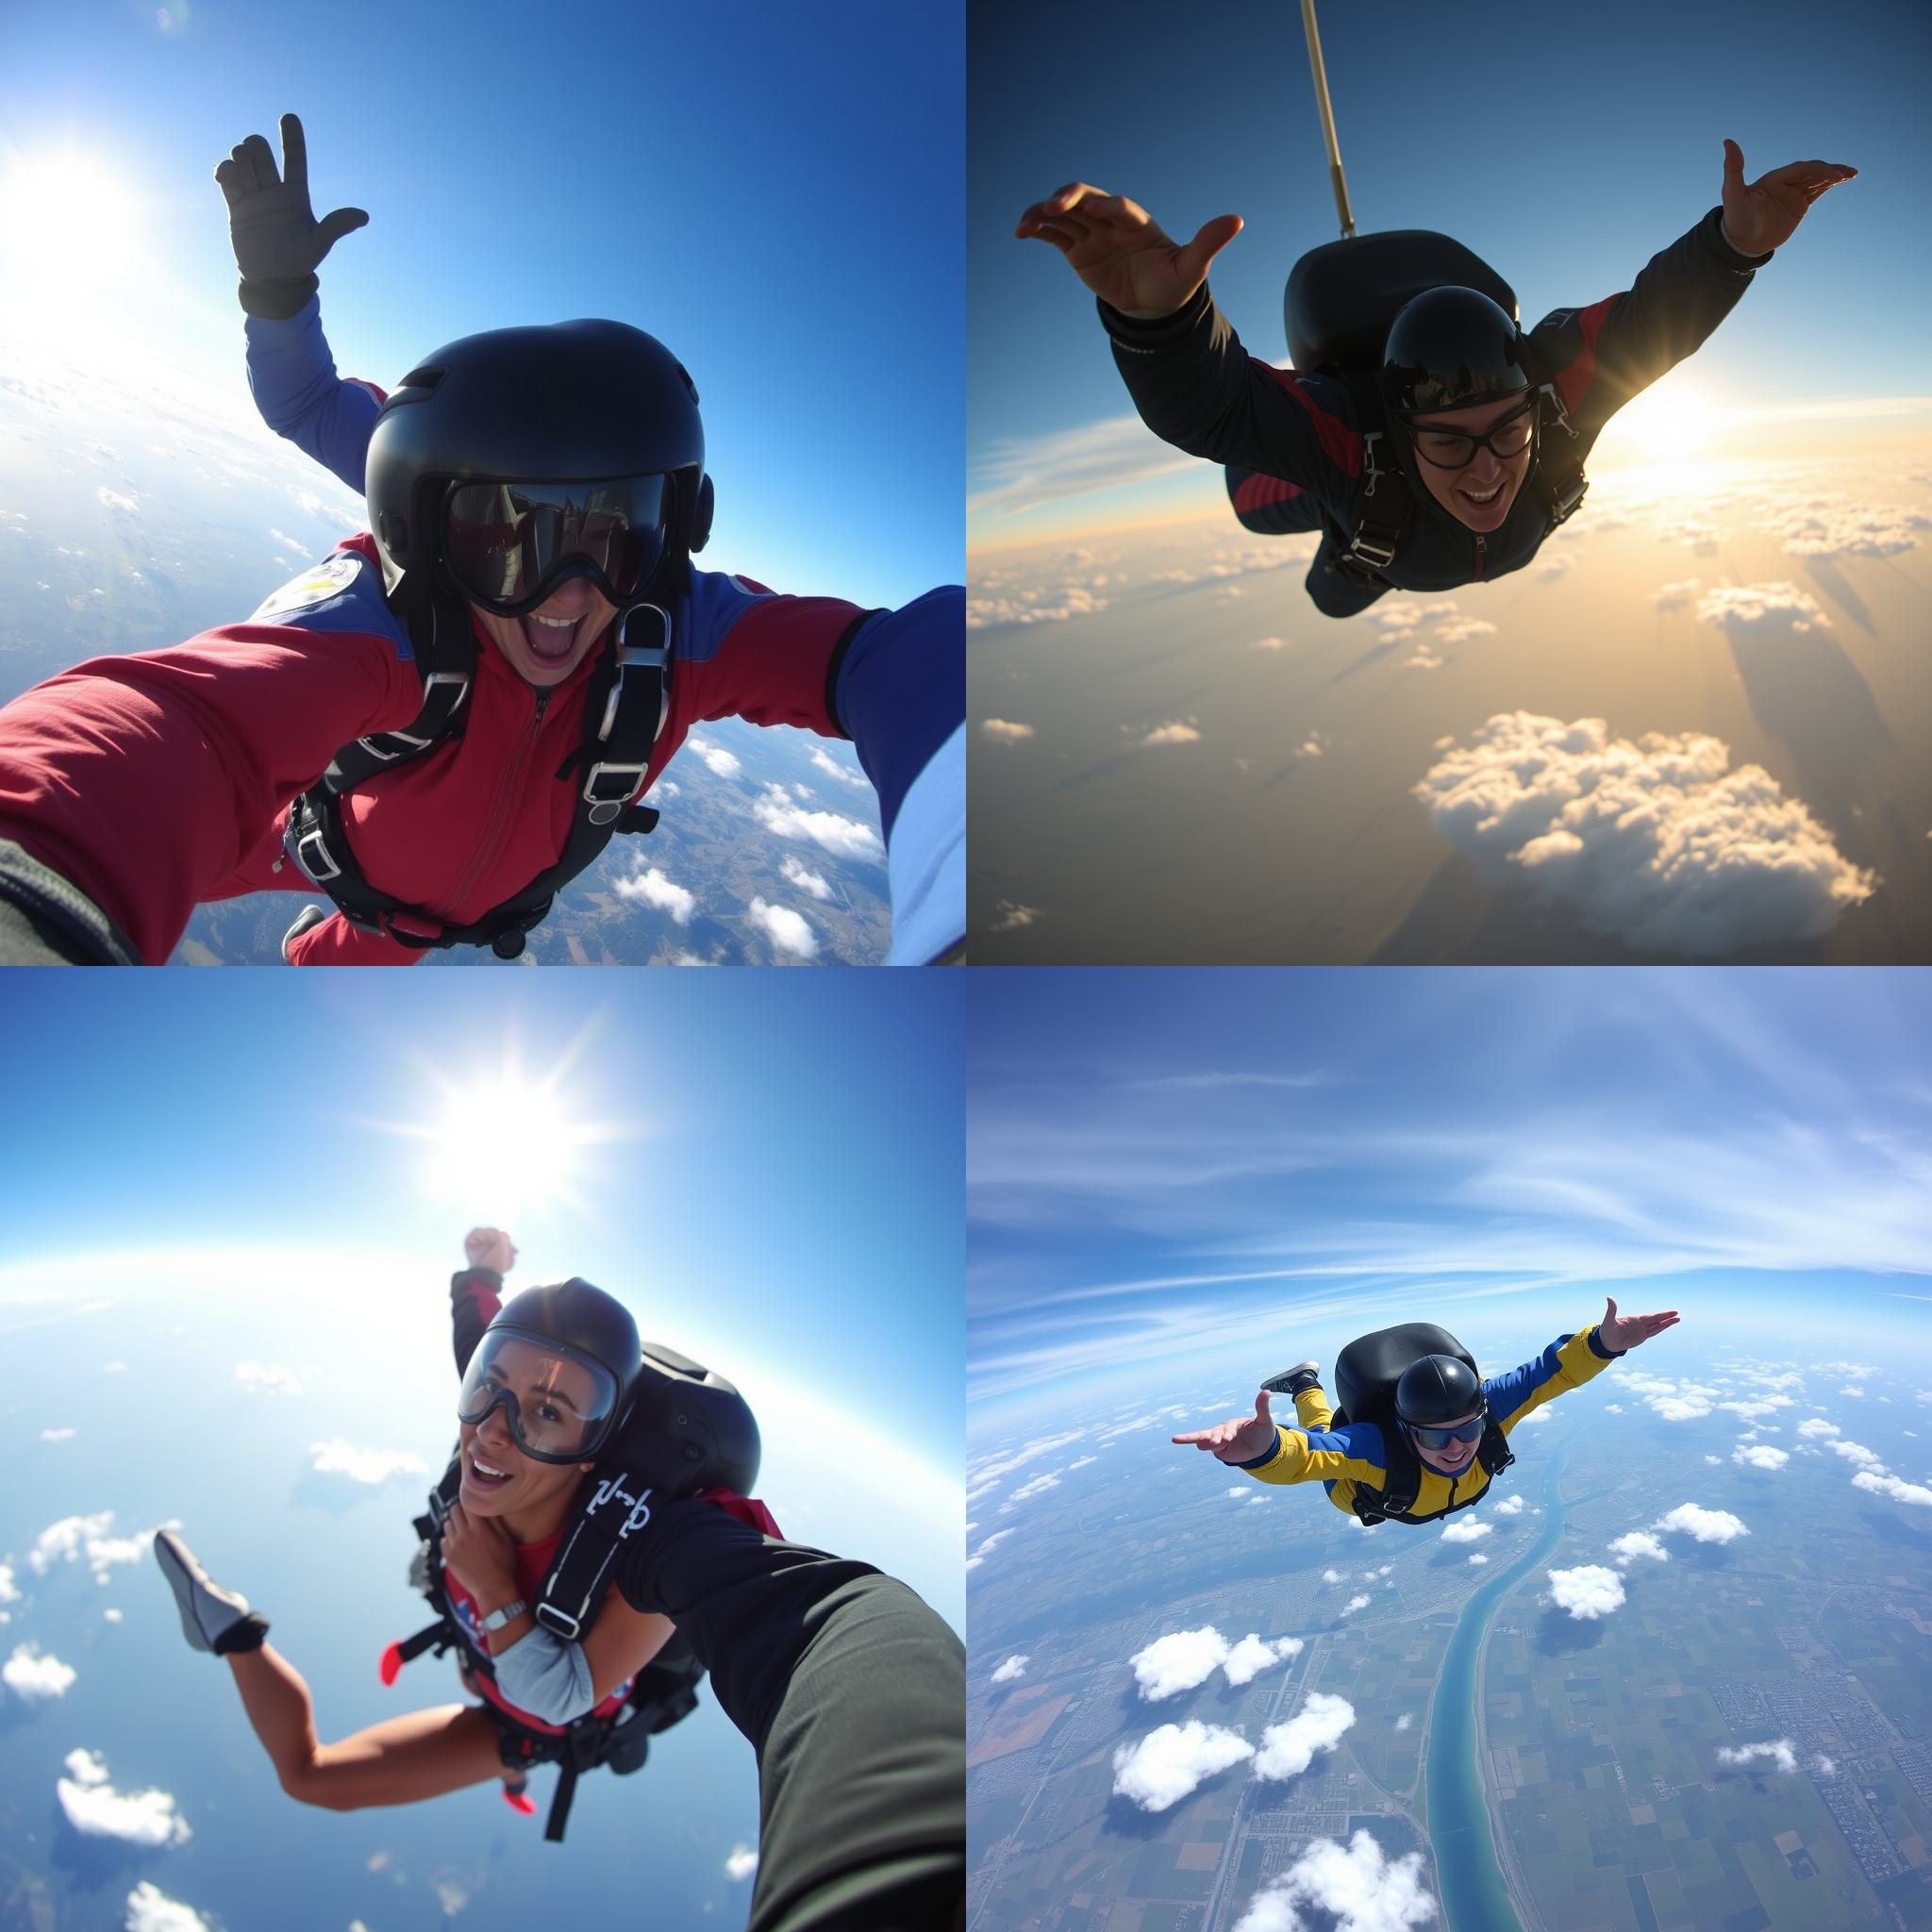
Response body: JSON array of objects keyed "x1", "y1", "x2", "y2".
[{"x1": 1413, "y1": 710, "x2": 1876, "y2": 955}]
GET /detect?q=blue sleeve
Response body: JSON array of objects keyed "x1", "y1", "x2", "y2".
[
  {"x1": 242, "y1": 291, "x2": 383, "y2": 496},
  {"x1": 834, "y1": 587, "x2": 964, "y2": 965}
]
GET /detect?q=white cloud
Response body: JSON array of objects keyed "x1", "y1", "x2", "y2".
[
  {"x1": 969, "y1": 410, "x2": 1201, "y2": 521},
  {"x1": 1815, "y1": 1755, "x2": 1837, "y2": 1776},
  {"x1": 614, "y1": 865, "x2": 696, "y2": 925},
  {"x1": 981, "y1": 719, "x2": 1035, "y2": 743},
  {"x1": 1233, "y1": 1828, "x2": 1435, "y2": 1932},
  {"x1": 1067, "y1": 1455, "x2": 1097, "y2": 1470},
  {"x1": 125, "y1": 1882, "x2": 211, "y2": 1932},
  {"x1": 1717, "y1": 1739, "x2": 1797, "y2": 1775},
  {"x1": 1412, "y1": 710, "x2": 1876, "y2": 954},
  {"x1": 967, "y1": 1432, "x2": 1084, "y2": 1486},
  {"x1": 1002, "y1": 1471, "x2": 1060, "y2": 1510},
  {"x1": 991, "y1": 1655, "x2": 1028, "y2": 1685},
  {"x1": 1340, "y1": 1593, "x2": 1372, "y2": 1616},
  {"x1": 725, "y1": 1844, "x2": 758, "y2": 1882},
  {"x1": 1139, "y1": 720, "x2": 1200, "y2": 748},
  {"x1": 1548, "y1": 1565, "x2": 1626, "y2": 1620},
  {"x1": 1222, "y1": 1634, "x2": 1304, "y2": 1687},
  {"x1": 233, "y1": 1360, "x2": 301, "y2": 1395},
  {"x1": 1321, "y1": 1568, "x2": 1345, "y2": 1584},
  {"x1": 1852, "y1": 1470, "x2": 1932, "y2": 1507},
  {"x1": 1393, "y1": 1712, "x2": 1413, "y2": 1732},
  {"x1": 57, "y1": 1749, "x2": 190, "y2": 1846},
  {"x1": 1491, "y1": 1495, "x2": 1525, "y2": 1517},
  {"x1": 41, "y1": 1426, "x2": 77, "y2": 1441},
  {"x1": 1796, "y1": 1417, "x2": 1840, "y2": 1439},
  {"x1": 1252, "y1": 1691, "x2": 1355, "y2": 1782},
  {"x1": 309, "y1": 1440, "x2": 429, "y2": 1486},
  {"x1": 1131, "y1": 1628, "x2": 1231, "y2": 1702},
  {"x1": 1111, "y1": 1721, "x2": 1254, "y2": 1812},
  {"x1": 1252, "y1": 636, "x2": 1285, "y2": 652},
  {"x1": 752, "y1": 785, "x2": 884, "y2": 861},
  {"x1": 1733, "y1": 1443, "x2": 1789, "y2": 1471},
  {"x1": 1825, "y1": 1438, "x2": 1884, "y2": 1471},
  {"x1": 28, "y1": 1512, "x2": 154, "y2": 1583},
  {"x1": 745, "y1": 897, "x2": 819, "y2": 959},
  {"x1": 1468, "y1": 1553, "x2": 1490, "y2": 1565},
  {"x1": 3, "y1": 1642, "x2": 76, "y2": 1701},
  {"x1": 687, "y1": 737, "x2": 741, "y2": 778},
  {"x1": 1609, "y1": 1531, "x2": 1668, "y2": 1566},
  {"x1": 1655, "y1": 1503, "x2": 1749, "y2": 1544},
  {"x1": 808, "y1": 746, "x2": 867, "y2": 788},
  {"x1": 1440, "y1": 1520, "x2": 1492, "y2": 1544},
  {"x1": 779, "y1": 854, "x2": 833, "y2": 900}
]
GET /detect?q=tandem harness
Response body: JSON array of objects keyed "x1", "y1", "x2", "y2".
[
  {"x1": 285, "y1": 589, "x2": 671, "y2": 959},
  {"x1": 381, "y1": 1340, "x2": 764, "y2": 1842}
]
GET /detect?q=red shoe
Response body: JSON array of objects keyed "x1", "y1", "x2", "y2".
[{"x1": 501, "y1": 1780, "x2": 538, "y2": 1817}]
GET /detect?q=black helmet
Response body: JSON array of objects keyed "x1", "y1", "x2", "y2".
[
  {"x1": 456, "y1": 1277, "x2": 642, "y2": 1465},
  {"x1": 1379, "y1": 285, "x2": 1534, "y2": 424},
  {"x1": 366, "y1": 320, "x2": 713, "y2": 609},
  {"x1": 1393, "y1": 1353, "x2": 1484, "y2": 1427}
]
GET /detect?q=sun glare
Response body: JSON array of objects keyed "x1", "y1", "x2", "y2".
[
  {"x1": 0, "y1": 144, "x2": 152, "y2": 320},
  {"x1": 1589, "y1": 376, "x2": 1726, "y2": 472},
  {"x1": 363, "y1": 1030, "x2": 641, "y2": 1229}
]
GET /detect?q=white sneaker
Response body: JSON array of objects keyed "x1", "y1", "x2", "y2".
[{"x1": 155, "y1": 1529, "x2": 254, "y2": 1653}]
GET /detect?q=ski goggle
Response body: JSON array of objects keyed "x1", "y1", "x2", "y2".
[
  {"x1": 1405, "y1": 1411, "x2": 1487, "y2": 1451},
  {"x1": 440, "y1": 475, "x2": 669, "y2": 617},
  {"x1": 1407, "y1": 402, "x2": 1535, "y2": 470},
  {"x1": 456, "y1": 1326, "x2": 625, "y2": 1465}
]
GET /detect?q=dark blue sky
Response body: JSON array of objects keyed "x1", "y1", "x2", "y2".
[{"x1": 970, "y1": 0, "x2": 1923, "y2": 544}]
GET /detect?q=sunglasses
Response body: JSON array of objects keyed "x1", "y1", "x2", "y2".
[{"x1": 1407, "y1": 1413, "x2": 1486, "y2": 1451}]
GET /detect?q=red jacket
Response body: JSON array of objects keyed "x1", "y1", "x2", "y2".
[{"x1": 0, "y1": 536, "x2": 863, "y2": 962}]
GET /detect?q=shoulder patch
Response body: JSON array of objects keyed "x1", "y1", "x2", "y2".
[{"x1": 249, "y1": 551, "x2": 368, "y2": 623}]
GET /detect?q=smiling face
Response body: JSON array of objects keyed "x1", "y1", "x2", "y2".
[
  {"x1": 458, "y1": 1338, "x2": 603, "y2": 1530},
  {"x1": 1407, "y1": 391, "x2": 1537, "y2": 531},
  {"x1": 1410, "y1": 1408, "x2": 1486, "y2": 1475},
  {"x1": 468, "y1": 577, "x2": 617, "y2": 691}
]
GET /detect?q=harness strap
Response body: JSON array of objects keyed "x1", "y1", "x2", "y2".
[
  {"x1": 288, "y1": 597, "x2": 672, "y2": 958},
  {"x1": 1319, "y1": 362, "x2": 1590, "y2": 587}
]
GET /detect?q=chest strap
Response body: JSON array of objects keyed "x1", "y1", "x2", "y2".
[{"x1": 287, "y1": 600, "x2": 670, "y2": 958}]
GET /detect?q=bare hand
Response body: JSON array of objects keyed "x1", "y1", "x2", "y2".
[
  {"x1": 1015, "y1": 181, "x2": 1241, "y2": 317},
  {"x1": 441, "y1": 1498, "x2": 517, "y2": 1603},
  {"x1": 1600, "y1": 1295, "x2": 1679, "y2": 1353},
  {"x1": 1721, "y1": 140, "x2": 1855, "y2": 255},
  {"x1": 1172, "y1": 1389, "x2": 1278, "y2": 1464},
  {"x1": 464, "y1": 1227, "x2": 517, "y2": 1274}
]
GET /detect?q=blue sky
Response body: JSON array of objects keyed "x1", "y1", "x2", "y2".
[
  {"x1": 967, "y1": 968, "x2": 1932, "y2": 1428},
  {"x1": 970, "y1": 0, "x2": 1924, "y2": 547},
  {"x1": 2, "y1": 972, "x2": 963, "y2": 1456},
  {"x1": 0, "y1": 0, "x2": 960, "y2": 606}
]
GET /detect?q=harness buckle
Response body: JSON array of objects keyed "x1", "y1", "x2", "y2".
[
  {"x1": 292, "y1": 821, "x2": 342, "y2": 884},
  {"x1": 582, "y1": 761, "x2": 649, "y2": 827}
]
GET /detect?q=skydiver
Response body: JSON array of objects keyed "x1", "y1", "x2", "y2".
[
  {"x1": 0, "y1": 113, "x2": 962, "y2": 966},
  {"x1": 1016, "y1": 142, "x2": 1856, "y2": 619},
  {"x1": 1173, "y1": 1300, "x2": 1679, "y2": 1525},
  {"x1": 156, "y1": 1227, "x2": 964, "y2": 1931}
]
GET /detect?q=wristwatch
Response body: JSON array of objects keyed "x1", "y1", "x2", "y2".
[{"x1": 479, "y1": 1597, "x2": 529, "y2": 1633}]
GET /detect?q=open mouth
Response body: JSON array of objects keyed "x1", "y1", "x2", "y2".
[
  {"x1": 465, "y1": 1449, "x2": 515, "y2": 1492},
  {"x1": 521, "y1": 612, "x2": 581, "y2": 662},
  {"x1": 1457, "y1": 480, "x2": 1507, "y2": 509}
]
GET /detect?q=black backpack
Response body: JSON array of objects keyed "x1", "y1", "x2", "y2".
[{"x1": 1327, "y1": 1321, "x2": 1513, "y2": 1525}]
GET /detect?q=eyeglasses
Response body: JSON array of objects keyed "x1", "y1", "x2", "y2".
[
  {"x1": 1407, "y1": 1413, "x2": 1487, "y2": 1451},
  {"x1": 1407, "y1": 403, "x2": 1535, "y2": 470}
]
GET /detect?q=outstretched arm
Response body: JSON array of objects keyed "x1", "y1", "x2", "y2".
[
  {"x1": 614, "y1": 1499, "x2": 963, "y2": 1932},
  {"x1": 1719, "y1": 141, "x2": 1856, "y2": 256},
  {"x1": 450, "y1": 1226, "x2": 515, "y2": 1378}
]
